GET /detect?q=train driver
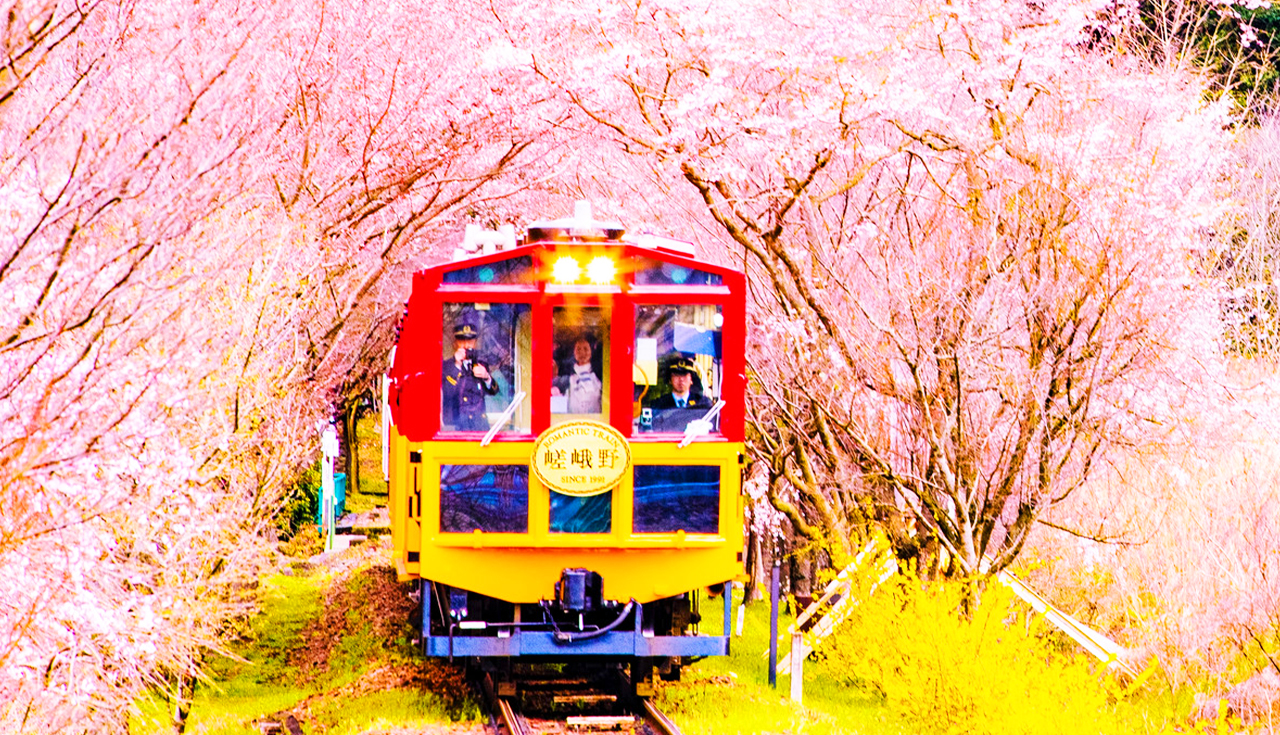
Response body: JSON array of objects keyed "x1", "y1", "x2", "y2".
[{"x1": 442, "y1": 322, "x2": 499, "y2": 431}]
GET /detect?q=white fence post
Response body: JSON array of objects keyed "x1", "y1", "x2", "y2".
[
  {"x1": 381, "y1": 369, "x2": 391, "y2": 482},
  {"x1": 789, "y1": 630, "x2": 804, "y2": 703},
  {"x1": 320, "y1": 425, "x2": 339, "y2": 552}
]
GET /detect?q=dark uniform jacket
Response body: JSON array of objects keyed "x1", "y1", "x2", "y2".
[
  {"x1": 442, "y1": 358, "x2": 499, "y2": 431},
  {"x1": 646, "y1": 391, "x2": 715, "y2": 433},
  {"x1": 651, "y1": 391, "x2": 709, "y2": 411}
]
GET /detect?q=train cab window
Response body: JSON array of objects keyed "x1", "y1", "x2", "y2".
[
  {"x1": 549, "y1": 306, "x2": 609, "y2": 424},
  {"x1": 441, "y1": 255, "x2": 534, "y2": 285},
  {"x1": 634, "y1": 304, "x2": 723, "y2": 434},
  {"x1": 633, "y1": 465, "x2": 720, "y2": 534},
  {"x1": 632, "y1": 257, "x2": 724, "y2": 287},
  {"x1": 441, "y1": 302, "x2": 532, "y2": 434},
  {"x1": 440, "y1": 464, "x2": 529, "y2": 533},
  {"x1": 549, "y1": 491, "x2": 612, "y2": 534}
]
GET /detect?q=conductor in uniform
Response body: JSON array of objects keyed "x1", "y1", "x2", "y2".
[
  {"x1": 442, "y1": 322, "x2": 499, "y2": 431},
  {"x1": 651, "y1": 356, "x2": 708, "y2": 411},
  {"x1": 646, "y1": 357, "x2": 710, "y2": 432}
]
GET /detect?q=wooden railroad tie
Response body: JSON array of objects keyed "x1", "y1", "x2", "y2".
[
  {"x1": 565, "y1": 714, "x2": 636, "y2": 730},
  {"x1": 552, "y1": 693, "x2": 617, "y2": 705}
]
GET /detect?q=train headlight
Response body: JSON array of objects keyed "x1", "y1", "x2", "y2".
[
  {"x1": 585, "y1": 256, "x2": 616, "y2": 285},
  {"x1": 552, "y1": 256, "x2": 582, "y2": 284}
]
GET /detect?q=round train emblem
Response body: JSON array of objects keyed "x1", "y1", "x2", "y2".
[{"x1": 531, "y1": 420, "x2": 631, "y2": 497}]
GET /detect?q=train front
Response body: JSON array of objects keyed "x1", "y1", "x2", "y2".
[{"x1": 386, "y1": 206, "x2": 746, "y2": 675}]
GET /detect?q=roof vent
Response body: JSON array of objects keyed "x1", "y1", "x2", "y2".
[
  {"x1": 526, "y1": 201, "x2": 625, "y2": 243},
  {"x1": 454, "y1": 223, "x2": 517, "y2": 261}
]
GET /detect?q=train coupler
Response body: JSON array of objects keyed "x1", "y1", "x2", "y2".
[{"x1": 555, "y1": 568, "x2": 603, "y2": 612}]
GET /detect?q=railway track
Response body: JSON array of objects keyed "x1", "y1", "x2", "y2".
[{"x1": 479, "y1": 663, "x2": 682, "y2": 735}]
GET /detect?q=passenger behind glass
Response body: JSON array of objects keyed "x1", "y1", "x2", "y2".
[
  {"x1": 647, "y1": 356, "x2": 713, "y2": 432},
  {"x1": 442, "y1": 322, "x2": 499, "y2": 431},
  {"x1": 552, "y1": 337, "x2": 602, "y2": 414}
]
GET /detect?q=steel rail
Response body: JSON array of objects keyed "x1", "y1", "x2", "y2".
[
  {"x1": 495, "y1": 694, "x2": 530, "y2": 735},
  {"x1": 639, "y1": 697, "x2": 683, "y2": 735},
  {"x1": 480, "y1": 670, "x2": 528, "y2": 735},
  {"x1": 481, "y1": 662, "x2": 683, "y2": 735}
]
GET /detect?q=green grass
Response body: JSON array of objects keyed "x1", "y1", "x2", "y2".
[
  {"x1": 140, "y1": 412, "x2": 1208, "y2": 735},
  {"x1": 230, "y1": 575, "x2": 325, "y2": 684},
  {"x1": 347, "y1": 413, "x2": 387, "y2": 514},
  {"x1": 133, "y1": 555, "x2": 1199, "y2": 735},
  {"x1": 659, "y1": 582, "x2": 1196, "y2": 735},
  {"x1": 656, "y1": 589, "x2": 894, "y2": 735},
  {"x1": 132, "y1": 575, "x2": 325, "y2": 734},
  {"x1": 306, "y1": 689, "x2": 482, "y2": 735},
  {"x1": 184, "y1": 575, "x2": 327, "y2": 734},
  {"x1": 133, "y1": 547, "x2": 482, "y2": 735}
]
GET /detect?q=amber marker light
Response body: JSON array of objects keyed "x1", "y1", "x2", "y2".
[
  {"x1": 552, "y1": 256, "x2": 582, "y2": 284},
  {"x1": 585, "y1": 256, "x2": 616, "y2": 285}
]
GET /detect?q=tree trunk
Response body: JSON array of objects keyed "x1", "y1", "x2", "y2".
[
  {"x1": 343, "y1": 399, "x2": 360, "y2": 501},
  {"x1": 792, "y1": 550, "x2": 813, "y2": 611},
  {"x1": 743, "y1": 523, "x2": 761, "y2": 603},
  {"x1": 170, "y1": 672, "x2": 196, "y2": 734},
  {"x1": 742, "y1": 500, "x2": 767, "y2": 603}
]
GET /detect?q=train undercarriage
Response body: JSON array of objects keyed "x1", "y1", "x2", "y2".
[{"x1": 416, "y1": 574, "x2": 732, "y2": 680}]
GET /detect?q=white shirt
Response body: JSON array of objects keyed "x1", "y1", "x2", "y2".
[{"x1": 567, "y1": 363, "x2": 602, "y2": 413}]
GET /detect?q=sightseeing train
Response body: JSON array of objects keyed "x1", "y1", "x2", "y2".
[{"x1": 384, "y1": 203, "x2": 745, "y2": 681}]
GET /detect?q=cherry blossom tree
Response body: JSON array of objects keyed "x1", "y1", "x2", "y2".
[
  {"x1": 497, "y1": 0, "x2": 1230, "y2": 576},
  {"x1": 0, "y1": 0, "x2": 323, "y2": 727},
  {"x1": 1023, "y1": 118, "x2": 1280, "y2": 689},
  {"x1": 261, "y1": 0, "x2": 564, "y2": 490},
  {"x1": 1024, "y1": 384, "x2": 1280, "y2": 699},
  {"x1": 0, "y1": 0, "x2": 551, "y2": 729},
  {"x1": 1210, "y1": 115, "x2": 1280, "y2": 359},
  {"x1": 1121, "y1": 0, "x2": 1280, "y2": 115}
]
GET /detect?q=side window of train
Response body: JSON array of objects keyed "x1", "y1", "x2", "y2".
[
  {"x1": 549, "y1": 305, "x2": 610, "y2": 424},
  {"x1": 440, "y1": 302, "x2": 532, "y2": 434},
  {"x1": 633, "y1": 304, "x2": 724, "y2": 434},
  {"x1": 633, "y1": 465, "x2": 720, "y2": 534},
  {"x1": 440, "y1": 464, "x2": 529, "y2": 533}
]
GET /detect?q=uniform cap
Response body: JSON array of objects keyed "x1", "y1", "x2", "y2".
[
  {"x1": 454, "y1": 323, "x2": 479, "y2": 339},
  {"x1": 669, "y1": 357, "x2": 697, "y2": 375}
]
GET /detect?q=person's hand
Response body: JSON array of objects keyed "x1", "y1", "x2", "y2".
[
  {"x1": 472, "y1": 363, "x2": 491, "y2": 381},
  {"x1": 551, "y1": 385, "x2": 562, "y2": 396},
  {"x1": 454, "y1": 347, "x2": 467, "y2": 364}
]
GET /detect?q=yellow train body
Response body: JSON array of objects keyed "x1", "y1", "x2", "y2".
[
  {"x1": 385, "y1": 210, "x2": 749, "y2": 662},
  {"x1": 389, "y1": 426, "x2": 745, "y2": 605}
]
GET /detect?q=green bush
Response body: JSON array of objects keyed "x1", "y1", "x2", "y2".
[
  {"x1": 277, "y1": 466, "x2": 320, "y2": 540},
  {"x1": 821, "y1": 571, "x2": 1115, "y2": 735}
]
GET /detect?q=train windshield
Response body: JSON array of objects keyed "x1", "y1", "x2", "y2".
[
  {"x1": 549, "y1": 305, "x2": 610, "y2": 425},
  {"x1": 633, "y1": 304, "x2": 724, "y2": 435},
  {"x1": 440, "y1": 302, "x2": 532, "y2": 434},
  {"x1": 632, "y1": 257, "x2": 724, "y2": 287}
]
